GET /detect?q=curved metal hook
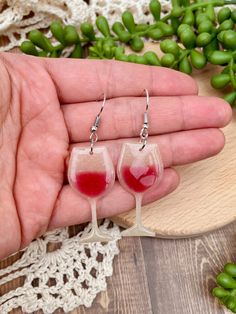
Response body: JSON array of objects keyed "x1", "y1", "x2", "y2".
[
  {"x1": 139, "y1": 89, "x2": 150, "y2": 151},
  {"x1": 144, "y1": 88, "x2": 149, "y2": 112},
  {"x1": 98, "y1": 93, "x2": 106, "y2": 117},
  {"x1": 90, "y1": 93, "x2": 106, "y2": 154}
]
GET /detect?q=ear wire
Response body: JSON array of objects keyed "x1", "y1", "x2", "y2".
[
  {"x1": 139, "y1": 89, "x2": 149, "y2": 151},
  {"x1": 90, "y1": 93, "x2": 106, "y2": 155}
]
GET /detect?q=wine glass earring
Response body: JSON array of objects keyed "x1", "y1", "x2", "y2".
[
  {"x1": 117, "y1": 89, "x2": 164, "y2": 237},
  {"x1": 68, "y1": 94, "x2": 115, "y2": 243}
]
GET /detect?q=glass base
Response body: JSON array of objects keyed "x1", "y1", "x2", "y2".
[
  {"x1": 79, "y1": 229, "x2": 113, "y2": 244},
  {"x1": 121, "y1": 224, "x2": 155, "y2": 237}
]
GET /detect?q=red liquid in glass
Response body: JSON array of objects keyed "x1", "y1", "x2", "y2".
[
  {"x1": 122, "y1": 165, "x2": 158, "y2": 193},
  {"x1": 75, "y1": 171, "x2": 110, "y2": 198}
]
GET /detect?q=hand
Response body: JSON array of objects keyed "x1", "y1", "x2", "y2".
[{"x1": 0, "y1": 53, "x2": 231, "y2": 259}]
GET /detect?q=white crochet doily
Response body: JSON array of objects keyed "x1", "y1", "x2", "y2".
[
  {"x1": 0, "y1": 0, "x2": 173, "y2": 51},
  {"x1": 0, "y1": 220, "x2": 121, "y2": 314}
]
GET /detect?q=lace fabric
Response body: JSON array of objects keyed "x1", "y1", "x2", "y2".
[
  {"x1": 0, "y1": 0, "x2": 90, "y2": 51},
  {"x1": 0, "y1": 221, "x2": 120, "y2": 314}
]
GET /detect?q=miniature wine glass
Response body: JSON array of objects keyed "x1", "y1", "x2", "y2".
[
  {"x1": 117, "y1": 143, "x2": 163, "y2": 237},
  {"x1": 68, "y1": 146, "x2": 115, "y2": 243},
  {"x1": 67, "y1": 94, "x2": 115, "y2": 243},
  {"x1": 117, "y1": 89, "x2": 163, "y2": 237}
]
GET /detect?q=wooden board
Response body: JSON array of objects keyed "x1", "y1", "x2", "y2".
[
  {"x1": 112, "y1": 43, "x2": 236, "y2": 238},
  {"x1": 3, "y1": 222, "x2": 236, "y2": 314}
]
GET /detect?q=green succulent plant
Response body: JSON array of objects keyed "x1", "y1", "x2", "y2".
[
  {"x1": 20, "y1": 0, "x2": 236, "y2": 106},
  {"x1": 213, "y1": 263, "x2": 236, "y2": 312}
]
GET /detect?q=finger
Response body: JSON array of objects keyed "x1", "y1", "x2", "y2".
[
  {"x1": 62, "y1": 95, "x2": 232, "y2": 142},
  {"x1": 44, "y1": 59, "x2": 198, "y2": 103},
  {"x1": 49, "y1": 168, "x2": 179, "y2": 229},
  {"x1": 64, "y1": 128, "x2": 225, "y2": 183}
]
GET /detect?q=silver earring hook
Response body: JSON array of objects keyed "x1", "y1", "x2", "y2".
[
  {"x1": 144, "y1": 88, "x2": 149, "y2": 111},
  {"x1": 90, "y1": 93, "x2": 106, "y2": 155},
  {"x1": 98, "y1": 93, "x2": 106, "y2": 117},
  {"x1": 139, "y1": 89, "x2": 149, "y2": 151}
]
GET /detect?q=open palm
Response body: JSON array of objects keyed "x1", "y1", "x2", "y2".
[{"x1": 0, "y1": 53, "x2": 231, "y2": 259}]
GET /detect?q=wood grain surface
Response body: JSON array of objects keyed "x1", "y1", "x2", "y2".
[
  {"x1": 2, "y1": 221, "x2": 236, "y2": 314},
  {"x1": 112, "y1": 43, "x2": 236, "y2": 237}
]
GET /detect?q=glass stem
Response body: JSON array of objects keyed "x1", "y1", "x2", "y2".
[
  {"x1": 90, "y1": 199, "x2": 99, "y2": 232},
  {"x1": 135, "y1": 194, "x2": 143, "y2": 227}
]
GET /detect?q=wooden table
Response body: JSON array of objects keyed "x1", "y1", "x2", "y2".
[
  {"x1": 88, "y1": 223, "x2": 236, "y2": 314},
  {"x1": 1, "y1": 222, "x2": 235, "y2": 314}
]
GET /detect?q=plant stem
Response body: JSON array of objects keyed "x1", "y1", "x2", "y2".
[
  {"x1": 161, "y1": 13, "x2": 173, "y2": 23},
  {"x1": 171, "y1": 0, "x2": 180, "y2": 7},
  {"x1": 187, "y1": 0, "x2": 224, "y2": 10},
  {"x1": 172, "y1": 49, "x2": 190, "y2": 68},
  {"x1": 53, "y1": 44, "x2": 64, "y2": 51}
]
